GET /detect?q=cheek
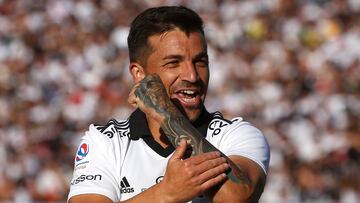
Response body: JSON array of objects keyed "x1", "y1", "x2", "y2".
[
  {"x1": 198, "y1": 69, "x2": 209, "y2": 85},
  {"x1": 157, "y1": 72, "x2": 179, "y2": 92}
]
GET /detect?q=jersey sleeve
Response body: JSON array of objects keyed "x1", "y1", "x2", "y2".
[
  {"x1": 67, "y1": 124, "x2": 120, "y2": 202},
  {"x1": 219, "y1": 120, "x2": 270, "y2": 174}
]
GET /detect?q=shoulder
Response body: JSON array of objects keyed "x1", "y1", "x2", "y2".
[
  {"x1": 208, "y1": 111, "x2": 263, "y2": 138},
  {"x1": 207, "y1": 112, "x2": 270, "y2": 174},
  {"x1": 93, "y1": 118, "x2": 131, "y2": 140},
  {"x1": 78, "y1": 118, "x2": 132, "y2": 155},
  {"x1": 207, "y1": 111, "x2": 246, "y2": 137}
]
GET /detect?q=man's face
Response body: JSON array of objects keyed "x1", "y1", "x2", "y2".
[{"x1": 144, "y1": 29, "x2": 209, "y2": 122}]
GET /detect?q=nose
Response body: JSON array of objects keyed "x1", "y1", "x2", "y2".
[{"x1": 180, "y1": 62, "x2": 198, "y2": 83}]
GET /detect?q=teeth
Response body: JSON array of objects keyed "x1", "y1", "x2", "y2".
[
  {"x1": 182, "y1": 97, "x2": 196, "y2": 102},
  {"x1": 181, "y1": 90, "x2": 195, "y2": 95}
]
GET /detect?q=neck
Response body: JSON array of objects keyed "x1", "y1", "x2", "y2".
[{"x1": 146, "y1": 116, "x2": 172, "y2": 148}]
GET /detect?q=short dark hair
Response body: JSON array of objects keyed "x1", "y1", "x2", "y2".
[{"x1": 127, "y1": 6, "x2": 205, "y2": 66}]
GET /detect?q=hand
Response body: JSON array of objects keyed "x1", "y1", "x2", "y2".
[
  {"x1": 160, "y1": 139, "x2": 229, "y2": 203},
  {"x1": 128, "y1": 74, "x2": 177, "y2": 123}
]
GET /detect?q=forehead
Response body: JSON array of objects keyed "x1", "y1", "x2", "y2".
[{"x1": 147, "y1": 29, "x2": 207, "y2": 57}]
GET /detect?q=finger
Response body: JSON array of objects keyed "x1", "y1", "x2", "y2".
[
  {"x1": 170, "y1": 139, "x2": 187, "y2": 161},
  {"x1": 197, "y1": 162, "x2": 229, "y2": 183},
  {"x1": 194, "y1": 157, "x2": 227, "y2": 175},
  {"x1": 200, "y1": 172, "x2": 227, "y2": 192},
  {"x1": 185, "y1": 151, "x2": 221, "y2": 165}
]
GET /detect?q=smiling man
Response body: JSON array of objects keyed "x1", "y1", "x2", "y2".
[{"x1": 68, "y1": 6, "x2": 270, "y2": 203}]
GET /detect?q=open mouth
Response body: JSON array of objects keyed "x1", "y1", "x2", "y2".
[{"x1": 173, "y1": 89, "x2": 202, "y2": 108}]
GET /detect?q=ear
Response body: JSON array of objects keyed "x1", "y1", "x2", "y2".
[{"x1": 129, "y1": 62, "x2": 146, "y2": 83}]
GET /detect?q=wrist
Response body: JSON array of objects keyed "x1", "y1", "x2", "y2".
[{"x1": 157, "y1": 181, "x2": 177, "y2": 203}]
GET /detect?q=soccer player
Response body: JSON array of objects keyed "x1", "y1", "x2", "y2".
[{"x1": 68, "y1": 6, "x2": 270, "y2": 203}]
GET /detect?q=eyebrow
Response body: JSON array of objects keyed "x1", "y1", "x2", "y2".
[
  {"x1": 162, "y1": 51, "x2": 208, "y2": 61},
  {"x1": 193, "y1": 51, "x2": 208, "y2": 61},
  {"x1": 162, "y1": 54, "x2": 183, "y2": 60}
]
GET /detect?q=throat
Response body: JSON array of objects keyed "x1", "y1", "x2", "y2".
[{"x1": 147, "y1": 117, "x2": 172, "y2": 148}]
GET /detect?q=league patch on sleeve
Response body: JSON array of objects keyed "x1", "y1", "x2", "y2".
[{"x1": 74, "y1": 142, "x2": 91, "y2": 170}]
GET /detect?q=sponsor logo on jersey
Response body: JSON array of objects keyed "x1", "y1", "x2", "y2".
[
  {"x1": 209, "y1": 120, "x2": 230, "y2": 137},
  {"x1": 120, "y1": 177, "x2": 134, "y2": 193},
  {"x1": 76, "y1": 143, "x2": 90, "y2": 162},
  {"x1": 71, "y1": 174, "x2": 102, "y2": 185}
]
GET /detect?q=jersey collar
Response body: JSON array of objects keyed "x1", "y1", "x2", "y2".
[{"x1": 129, "y1": 108, "x2": 213, "y2": 141}]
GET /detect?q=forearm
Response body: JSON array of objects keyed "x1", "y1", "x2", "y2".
[
  {"x1": 160, "y1": 110, "x2": 249, "y2": 184},
  {"x1": 120, "y1": 182, "x2": 173, "y2": 203}
]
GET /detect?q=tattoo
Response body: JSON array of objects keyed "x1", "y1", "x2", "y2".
[
  {"x1": 134, "y1": 74, "x2": 173, "y2": 119},
  {"x1": 134, "y1": 74, "x2": 250, "y2": 184}
]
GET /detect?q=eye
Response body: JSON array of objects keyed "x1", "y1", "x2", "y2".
[
  {"x1": 195, "y1": 59, "x2": 208, "y2": 67},
  {"x1": 164, "y1": 60, "x2": 179, "y2": 67}
]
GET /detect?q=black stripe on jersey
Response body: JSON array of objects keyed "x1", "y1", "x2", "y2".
[
  {"x1": 94, "y1": 125, "x2": 107, "y2": 132},
  {"x1": 95, "y1": 119, "x2": 129, "y2": 131},
  {"x1": 212, "y1": 111, "x2": 232, "y2": 124},
  {"x1": 108, "y1": 121, "x2": 129, "y2": 130},
  {"x1": 94, "y1": 124, "x2": 117, "y2": 139},
  {"x1": 109, "y1": 118, "x2": 130, "y2": 128},
  {"x1": 94, "y1": 119, "x2": 129, "y2": 139},
  {"x1": 94, "y1": 124, "x2": 107, "y2": 132}
]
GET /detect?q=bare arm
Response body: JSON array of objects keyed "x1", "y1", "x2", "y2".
[{"x1": 132, "y1": 74, "x2": 266, "y2": 202}]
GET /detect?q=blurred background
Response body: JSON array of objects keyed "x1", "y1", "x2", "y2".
[{"x1": 0, "y1": 0, "x2": 359, "y2": 202}]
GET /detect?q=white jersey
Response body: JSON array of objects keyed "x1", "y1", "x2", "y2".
[{"x1": 68, "y1": 109, "x2": 270, "y2": 202}]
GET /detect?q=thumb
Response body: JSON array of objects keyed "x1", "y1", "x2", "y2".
[
  {"x1": 170, "y1": 139, "x2": 187, "y2": 161},
  {"x1": 128, "y1": 83, "x2": 140, "y2": 105}
]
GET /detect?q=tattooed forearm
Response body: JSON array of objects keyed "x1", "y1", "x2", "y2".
[
  {"x1": 161, "y1": 112, "x2": 249, "y2": 184},
  {"x1": 134, "y1": 74, "x2": 249, "y2": 184}
]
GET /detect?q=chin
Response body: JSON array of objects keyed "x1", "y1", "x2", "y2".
[
  {"x1": 170, "y1": 98, "x2": 204, "y2": 122},
  {"x1": 184, "y1": 108, "x2": 202, "y2": 122}
]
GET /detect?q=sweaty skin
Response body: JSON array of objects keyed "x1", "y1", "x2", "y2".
[{"x1": 133, "y1": 74, "x2": 249, "y2": 184}]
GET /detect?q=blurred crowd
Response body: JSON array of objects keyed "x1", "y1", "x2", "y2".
[{"x1": 0, "y1": 0, "x2": 359, "y2": 202}]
